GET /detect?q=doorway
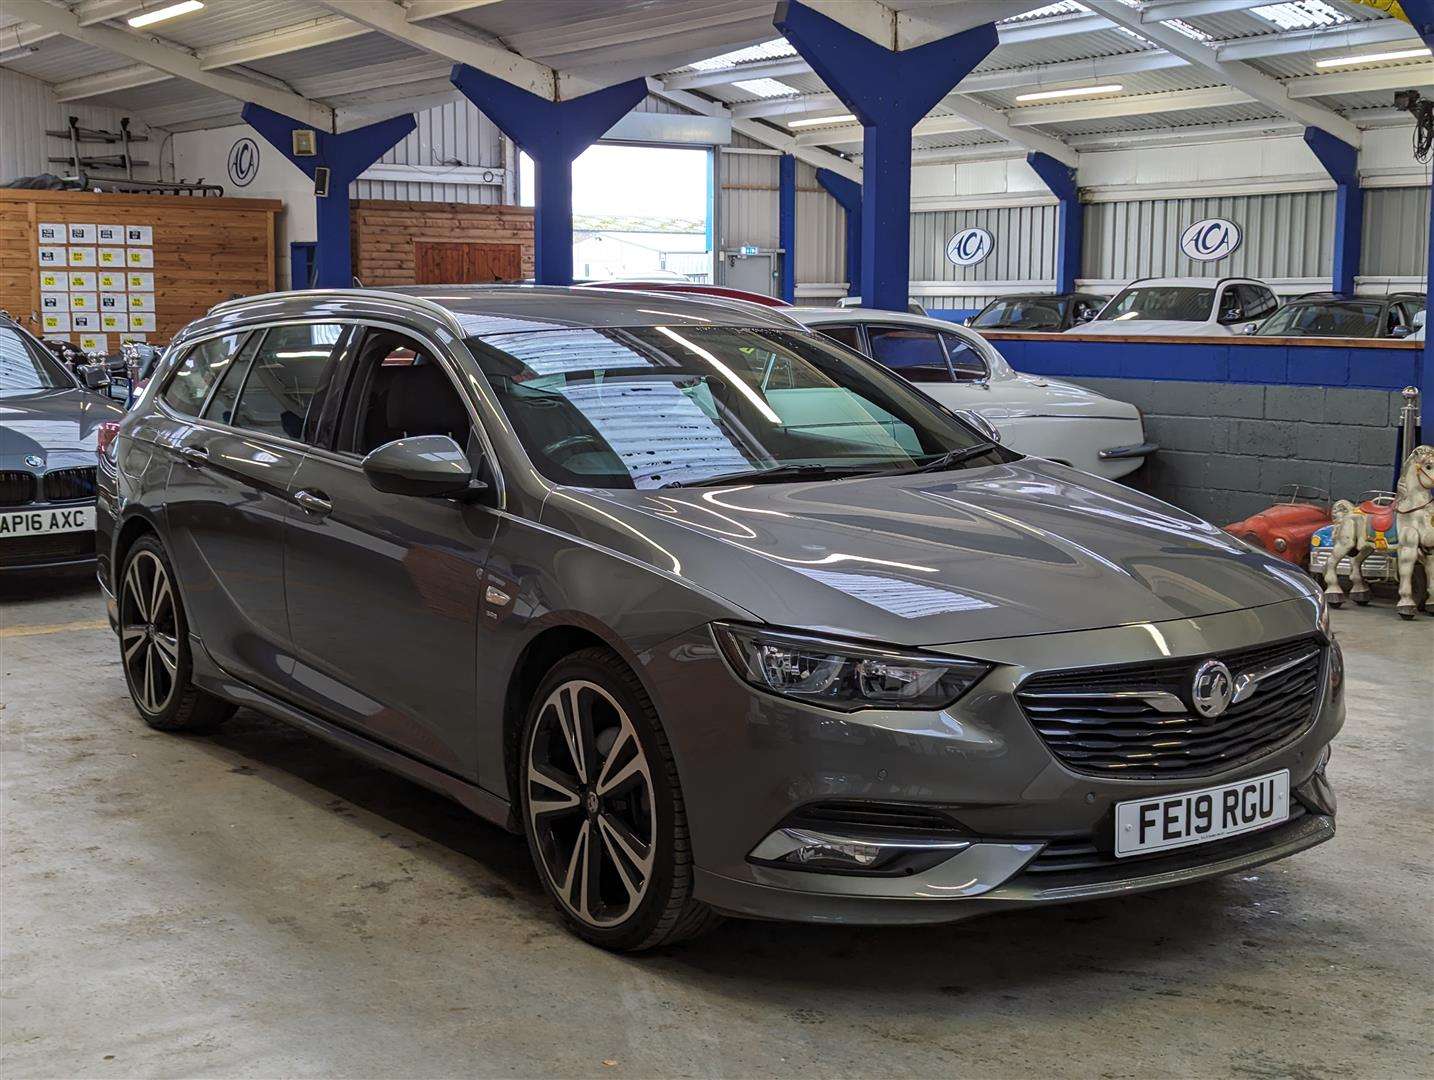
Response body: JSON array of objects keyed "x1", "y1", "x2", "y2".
[{"x1": 414, "y1": 241, "x2": 523, "y2": 284}]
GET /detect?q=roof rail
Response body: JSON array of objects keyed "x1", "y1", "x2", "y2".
[{"x1": 206, "y1": 288, "x2": 467, "y2": 337}]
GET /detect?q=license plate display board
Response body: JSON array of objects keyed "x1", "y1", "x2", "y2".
[
  {"x1": 0, "y1": 505, "x2": 94, "y2": 538},
  {"x1": 1114, "y1": 769, "x2": 1289, "y2": 857},
  {"x1": 36, "y1": 223, "x2": 152, "y2": 346}
]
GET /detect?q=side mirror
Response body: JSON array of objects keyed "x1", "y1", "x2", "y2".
[
  {"x1": 1076, "y1": 308, "x2": 1096, "y2": 323},
  {"x1": 957, "y1": 409, "x2": 1002, "y2": 445},
  {"x1": 80, "y1": 364, "x2": 110, "y2": 390},
  {"x1": 1390, "y1": 325, "x2": 1412, "y2": 338},
  {"x1": 361, "y1": 434, "x2": 484, "y2": 498},
  {"x1": 962, "y1": 316, "x2": 974, "y2": 326},
  {"x1": 1242, "y1": 322, "x2": 1259, "y2": 335}
]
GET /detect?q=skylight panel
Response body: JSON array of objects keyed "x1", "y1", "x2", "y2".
[
  {"x1": 686, "y1": 38, "x2": 795, "y2": 73},
  {"x1": 731, "y1": 77, "x2": 799, "y2": 98},
  {"x1": 1250, "y1": 1, "x2": 1348, "y2": 31},
  {"x1": 998, "y1": 1, "x2": 1087, "y2": 22},
  {"x1": 1162, "y1": 18, "x2": 1212, "y2": 42}
]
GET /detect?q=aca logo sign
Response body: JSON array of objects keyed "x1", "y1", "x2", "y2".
[
  {"x1": 227, "y1": 137, "x2": 260, "y2": 188},
  {"x1": 945, "y1": 227, "x2": 994, "y2": 267},
  {"x1": 1179, "y1": 217, "x2": 1241, "y2": 262}
]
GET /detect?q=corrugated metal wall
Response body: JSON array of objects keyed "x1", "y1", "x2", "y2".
[
  {"x1": 352, "y1": 97, "x2": 506, "y2": 204},
  {"x1": 0, "y1": 68, "x2": 160, "y2": 183},
  {"x1": 797, "y1": 160, "x2": 845, "y2": 284},
  {"x1": 1084, "y1": 191, "x2": 1335, "y2": 281},
  {"x1": 1361, "y1": 186, "x2": 1429, "y2": 277},
  {"x1": 718, "y1": 140, "x2": 845, "y2": 287},
  {"x1": 910, "y1": 205, "x2": 1057, "y2": 284}
]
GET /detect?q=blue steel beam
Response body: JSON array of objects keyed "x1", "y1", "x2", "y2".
[
  {"x1": 242, "y1": 104, "x2": 416, "y2": 289},
  {"x1": 1302, "y1": 127, "x2": 1362, "y2": 298},
  {"x1": 774, "y1": 1, "x2": 997, "y2": 311},
  {"x1": 778, "y1": 154, "x2": 796, "y2": 303},
  {"x1": 450, "y1": 65, "x2": 646, "y2": 286},
  {"x1": 1026, "y1": 151, "x2": 1082, "y2": 295},
  {"x1": 1399, "y1": 0, "x2": 1434, "y2": 435},
  {"x1": 815, "y1": 167, "x2": 861, "y2": 297}
]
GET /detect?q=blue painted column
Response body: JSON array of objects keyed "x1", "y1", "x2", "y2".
[
  {"x1": 241, "y1": 104, "x2": 415, "y2": 289},
  {"x1": 1398, "y1": 0, "x2": 1434, "y2": 435},
  {"x1": 1303, "y1": 128, "x2": 1362, "y2": 297},
  {"x1": 778, "y1": 154, "x2": 796, "y2": 303},
  {"x1": 450, "y1": 66, "x2": 646, "y2": 285},
  {"x1": 816, "y1": 167, "x2": 861, "y2": 297},
  {"x1": 775, "y1": 1, "x2": 997, "y2": 311},
  {"x1": 1025, "y1": 152, "x2": 1082, "y2": 295}
]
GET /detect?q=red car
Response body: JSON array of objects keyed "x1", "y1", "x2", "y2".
[
  {"x1": 577, "y1": 280, "x2": 792, "y2": 307},
  {"x1": 1225, "y1": 486, "x2": 1331, "y2": 566}
]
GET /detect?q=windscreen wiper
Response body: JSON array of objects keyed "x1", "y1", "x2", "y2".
[
  {"x1": 663, "y1": 463, "x2": 875, "y2": 488},
  {"x1": 896, "y1": 441, "x2": 1000, "y2": 474}
]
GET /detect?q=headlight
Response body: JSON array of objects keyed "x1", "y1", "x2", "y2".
[
  {"x1": 1315, "y1": 589, "x2": 1332, "y2": 638},
  {"x1": 713, "y1": 623, "x2": 990, "y2": 711}
]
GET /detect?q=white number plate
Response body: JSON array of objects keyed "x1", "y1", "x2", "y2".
[
  {"x1": 1114, "y1": 769, "x2": 1289, "y2": 857},
  {"x1": 0, "y1": 504, "x2": 94, "y2": 538}
]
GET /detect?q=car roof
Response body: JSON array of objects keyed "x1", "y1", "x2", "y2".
[
  {"x1": 1122, "y1": 276, "x2": 1264, "y2": 289},
  {"x1": 199, "y1": 285, "x2": 805, "y2": 341},
  {"x1": 791, "y1": 307, "x2": 973, "y2": 332}
]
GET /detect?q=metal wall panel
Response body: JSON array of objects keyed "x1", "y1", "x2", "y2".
[
  {"x1": 910, "y1": 205, "x2": 1057, "y2": 283},
  {"x1": 796, "y1": 160, "x2": 845, "y2": 284},
  {"x1": 1084, "y1": 191, "x2": 1335, "y2": 281},
  {"x1": 352, "y1": 97, "x2": 505, "y2": 205},
  {"x1": 0, "y1": 68, "x2": 160, "y2": 183},
  {"x1": 718, "y1": 154, "x2": 846, "y2": 285},
  {"x1": 1361, "y1": 186, "x2": 1429, "y2": 278}
]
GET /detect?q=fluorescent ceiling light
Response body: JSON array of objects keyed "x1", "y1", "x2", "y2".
[
  {"x1": 1250, "y1": 1, "x2": 1346, "y2": 31},
  {"x1": 1316, "y1": 47, "x2": 1432, "y2": 69},
  {"x1": 731, "y1": 77, "x2": 798, "y2": 98},
  {"x1": 1015, "y1": 83, "x2": 1124, "y2": 102},
  {"x1": 128, "y1": 0, "x2": 204, "y2": 28},
  {"x1": 788, "y1": 113, "x2": 857, "y2": 128}
]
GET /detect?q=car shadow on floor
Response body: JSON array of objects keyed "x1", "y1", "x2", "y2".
[{"x1": 188, "y1": 706, "x2": 1275, "y2": 997}]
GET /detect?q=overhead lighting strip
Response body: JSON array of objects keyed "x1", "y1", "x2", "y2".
[{"x1": 1015, "y1": 83, "x2": 1124, "y2": 102}]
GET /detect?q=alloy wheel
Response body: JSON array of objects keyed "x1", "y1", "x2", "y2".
[
  {"x1": 526, "y1": 679, "x2": 656, "y2": 928},
  {"x1": 120, "y1": 550, "x2": 179, "y2": 715}
]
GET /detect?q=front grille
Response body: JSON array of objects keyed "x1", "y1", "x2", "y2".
[
  {"x1": 42, "y1": 466, "x2": 96, "y2": 503},
  {"x1": 0, "y1": 470, "x2": 35, "y2": 507},
  {"x1": 0, "y1": 532, "x2": 94, "y2": 568},
  {"x1": 1025, "y1": 803, "x2": 1309, "y2": 875},
  {"x1": 1016, "y1": 637, "x2": 1324, "y2": 777}
]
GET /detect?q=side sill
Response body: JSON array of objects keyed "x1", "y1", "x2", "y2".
[{"x1": 188, "y1": 634, "x2": 518, "y2": 834}]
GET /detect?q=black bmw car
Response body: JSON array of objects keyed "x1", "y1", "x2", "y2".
[{"x1": 0, "y1": 314, "x2": 126, "y2": 573}]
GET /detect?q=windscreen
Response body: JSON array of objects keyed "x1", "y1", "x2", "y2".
[
  {"x1": 1257, "y1": 302, "x2": 1382, "y2": 338},
  {"x1": 1096, "y1": 286, "x2": 1214, "y2": 323},
  {"x1": 468, "y1": 326, "x2": 999, "y2": 489},
  {"x1": 972, "y1": 299, "x2": 1066, "y2": 330},
  {"x1": 0, "y1": 325, "x2": 72, "y2": 392}
]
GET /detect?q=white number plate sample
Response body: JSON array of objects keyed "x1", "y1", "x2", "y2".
[
  {"x1": 1114, "y1": 769, "x2": 1289, "y2": 857},
  {"x1": 0, "y1": 504, "x2": 94, "y2": 538}
]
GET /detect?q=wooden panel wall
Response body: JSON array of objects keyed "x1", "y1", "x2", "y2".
[
  {"x1": 351, "y1": 199, "x2": 535, "y2": 286},
  {"x1": 0, "y1": 189, "x2": 278, "y2": 343}
]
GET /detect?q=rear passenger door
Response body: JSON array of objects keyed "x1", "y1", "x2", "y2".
[
  {"x1": 162, "y1": 322, "x2": 351, "y2": 696},
  {"x1": 282, "y1": 325, "x2": 497, "y2": 778}
]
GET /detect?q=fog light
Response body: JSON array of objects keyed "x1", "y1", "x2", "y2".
[{"x1": 749, "y1": 826, "x2": 969, "y2": 874}]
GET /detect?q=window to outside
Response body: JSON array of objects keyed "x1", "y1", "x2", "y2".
[
  {"x1": 1096, "y1": 286, "x2": 1215, "y2": 323},
  {"x1": 162, "y1": 333, "x2": 246, "y2": 416},
  {"x1": 1257, "y1": 302, "x2": 1383, "y2": 338},
  {"x1": 228, "y1": 324, "x2": 343, "y2": 441},
  {"x1": 865, "y1": 327, "x2": 954, "y2": 383},
  {"x1": 0, "y1": 325, "x2": 71, "y2": 391},
  {"x1": 467, "y1": 326, "x2": 1000, "y2": 489},
  {"x1": 971, "y1": 298, "x2": 1065, "y2": 330},
  {"x1": 521, "y1": 144, "x2": 714, "y2": 284},
  {"x1": 939, "y1": 333, "x2": 990, "y2": 380}
]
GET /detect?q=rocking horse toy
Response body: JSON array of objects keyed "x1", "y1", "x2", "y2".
[{"x1": 1320, "y1": 445, "x2": 1434, "y2": 618}]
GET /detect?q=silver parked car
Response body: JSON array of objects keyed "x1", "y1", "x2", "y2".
[{"x1": 98, "y1": 286, "x2": 1341, "y2": 951}]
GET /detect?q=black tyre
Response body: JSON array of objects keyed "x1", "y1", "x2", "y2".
[
  {"x1": 519, "y1": 647, "x2": 720, "y2": 951},
  {"x1": 118, "y1": 535, "x2": 235, "y2": 732}
]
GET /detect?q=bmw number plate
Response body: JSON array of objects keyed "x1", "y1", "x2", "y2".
[
  {"x1": 0, "y1": 505, "x2": 94, "y2": 538},
  {"x1": 1114, "y1": 769, "x2": 1289, "y2": 857}
]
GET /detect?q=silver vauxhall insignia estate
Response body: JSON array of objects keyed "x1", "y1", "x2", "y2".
[{"x1": 97, "y1": 286, "x2": 1341, "y2": 951}]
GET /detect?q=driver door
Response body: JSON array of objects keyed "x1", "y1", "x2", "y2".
[{"x1": 282, "y1": 325, "x2": 497, "y2": 777}]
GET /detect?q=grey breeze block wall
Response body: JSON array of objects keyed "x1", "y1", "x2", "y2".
[{"x1": 1068, "y1": 378, "x2": 1408, "y2": 525}]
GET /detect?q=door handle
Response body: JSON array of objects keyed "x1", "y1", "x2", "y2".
[
  {"x1": 293, "y1": 488, "x2": 332, "y2": 517},
  {"x1": 177, "y1": 444, "x2": 208, "y2": 467}
]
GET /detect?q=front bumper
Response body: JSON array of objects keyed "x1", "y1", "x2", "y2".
[{"x1": 639, "y1": 598, "x2": 1342, "y2": 925}]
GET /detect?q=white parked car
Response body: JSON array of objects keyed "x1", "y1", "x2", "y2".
[
  {"x1": 1074, "y1": 276, "x2": 1279, "y2": 337},
  {"x1": 794, "y1": 307, "x2": 1155, "y2": 480}
]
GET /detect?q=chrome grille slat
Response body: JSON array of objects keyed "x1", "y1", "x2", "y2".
[
  {"x1": 1016, "y1": 637, "x2": 1324, "y2": 778},
  {"x1": 41, "y1": 466, "x2": 96, "y2": 503}
]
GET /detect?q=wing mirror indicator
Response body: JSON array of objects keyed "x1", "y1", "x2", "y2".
[{"x1": 361, "y1": 435, "x2": 488, "y2": 499}]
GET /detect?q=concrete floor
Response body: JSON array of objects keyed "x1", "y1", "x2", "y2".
[{"x1": 2, "y1": 576, "x2": 1430, "y2": 1079}]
